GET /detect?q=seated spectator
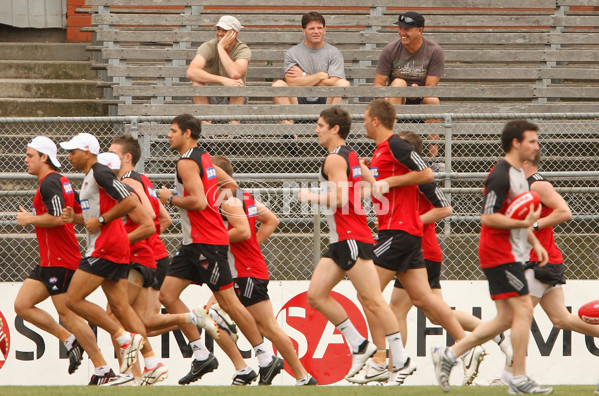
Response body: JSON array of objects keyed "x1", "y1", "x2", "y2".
[
  {"x1": 186, "y1": 15, "x2": 251, "y2": 115},
  {"x1": 272, "y1": 11, "x2": 350, "y2": 118},
  {"x1": 374, "y1": 12, "x2": 444, "y2": 106}
]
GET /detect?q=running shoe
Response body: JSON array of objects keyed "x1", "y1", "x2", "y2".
[
  {"x1": 258, "y1": 356, "x2": 284, "y2": 385},
  {"x1": 346, "y1": 340, "x2": 377, "y2": 379},
  {"x1": 232, "y1": 369, "x2": 258, "y2": 385},
  {"x1": 462, "y1": 345, "x2": 486, "y2": 385},
  {"x1": 193, "y1": 306, "x2": 220, "y2": 340},
  {"x1": 141, "y1": 362, "x2": 168, "y2": 386},
  {"x1": 178, "y1": 353, "x2": 219, "y2": 385},
  {"x1": 67, "y1": 339, "x2": 84, "y2": 374},
  {"x1": 119, "y1": 333, "x2": 144, "y2": 373},
  {"x1": 508, "y1": 375, "x2": 553, "y2": 394}
]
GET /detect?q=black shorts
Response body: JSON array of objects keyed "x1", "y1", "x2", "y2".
[
  {"x1": 234, "y1": 277, "x2": 270, "y2": 307},
  {"x1": 168, "y1": 243, "x2": 233, "y2": 292},
  {"x1": 152, "y1": 256, "x2": 170, "y2": 290},
  {"x1": 483, "y1": 262, "x2": 529, "y2": 300},
  {"x1": 394, "y1": 259, "x2": 442, "y2": 289},
  {"x1": 405, "y1": 97, "x2": 424, "y2": 105},
  {"x1": 28, "y1": 265, "x2": 75, "y2": 295},
  {"x1": 298, "y1": 97, "x2": 327, "y2": 104},
  {"x1": 130, "y1": 263, "x2": 156, "y2": 288},
  {"x1": 373, "y1": 230, "x2": 425, "y2": 273},
  {"x1": 322, "y1": 239, "x2": 374, "y2": 271},
  {"x1": 525, "y1": 261, "x2": 566, "y2": 286},
  {"x1": 78, "y1": 257, "x2": 130, "y2": 282}
]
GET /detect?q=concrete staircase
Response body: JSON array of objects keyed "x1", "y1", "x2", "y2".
[{"x1": 0, "y1": 41, "x2": 108, "y2": 117}]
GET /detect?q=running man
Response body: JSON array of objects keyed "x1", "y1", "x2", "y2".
[
  {"x1": 432, "y1": 120, "x2": 552, "y2": 394},
  {"x1": 157, "y1": 114, "x2": 279, "y2": 385},
  {"x1": 14, "y1": 137, "x2": 125, "y2": 385},
  {"x1": 298, "y1": 106, "x2": 414, "y2": 384},
  {"x1": 59, "y1": 133, "x2": 147, "y2": 384}
]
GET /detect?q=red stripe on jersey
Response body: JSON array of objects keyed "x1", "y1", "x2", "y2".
[
  {"x1": 491, "y1": 291, "x2": 520, "y2": 300},
  {"x1": 33, "y1": 172, "x2": 80, "y2": 269},
  {"x1": 228, "y1": 190, "x2": 269, "y2": 280}
]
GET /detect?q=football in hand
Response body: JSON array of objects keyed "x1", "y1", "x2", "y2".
[
  {"x1": 505, "y1": 191, "x2": 541, "y2": 219},
  {"x1": 578, "y1": 300, "x2": 599, "y2": 324}
]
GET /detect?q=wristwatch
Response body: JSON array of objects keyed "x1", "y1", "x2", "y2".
[
  {"x1": 167, "y1": 195, "x2": 174, "y2": 205},
  {"x1": 532, "y1": 221, "x2": 539, "y2": 231},
  {"x1": 98, "y1": 215, "x2": 106, "y2": 225},
  {"x1": 302, "y1": 72, "x2": 307, "y2": 77}
]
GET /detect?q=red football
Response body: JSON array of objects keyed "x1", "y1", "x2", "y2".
[
  {"x1": 578, "y1": 300, "x2": 599, "y2": 324},
  {"x1": 505, "y1": 191, "x2": 541, "y2": 219}
]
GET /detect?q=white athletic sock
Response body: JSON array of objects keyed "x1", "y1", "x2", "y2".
[
  {"x1": 254, "y1": 342, "x2": 274, "y2": 367},
  {"x1": 64, "y1": 334, "x2": 76, "y2": 350},
  {"x1": 446, "y1": 347, "x2": 458, "y2": 362},
  {"x1": 95, "y1": 365, "x2": 111, "y2": 375},
  {"x1": 190, "y1": 339, "x2": 210, "y2": 361},
  {"x1": 116, "y1": 332, "x2": 132, "y2": 346},
  {"x1": 144, "y1": 355, "x2": 159, "y2": 370},
  {"x1": 494, "y1": 333, "x2": 504, "y2": 345},
  {"x1": 336, "y1": 318, "x2": 366, "y2": 353},
  {"x1": 387, "y1": 332, "x2": 408, "y2": 371},
  {"x1": 236, "y1": 366, "x2": 252, "y2": 375},
  {"x1": 296, "y1": 374, "x2": 313, "y2": 385}
]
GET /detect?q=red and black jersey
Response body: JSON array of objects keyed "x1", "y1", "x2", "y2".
[
  {"x1": 32, "y1": 172, "x2": 81, "y2": 270},
  {"x1": 122, "y1": 170, "x2": 169, "y2": 261},
  {"x1": 527, "y1": 173, "x2": 564, "y2": 264},
  {"x1": 369, "y1": 134, "x2": 428, "y2": 236},
  {"x1": 79, "y1": 162, "x2": 131, "y2": 264},
  {"x1": 224, "y1": 189, "x2": 270, "y2": 280},
  {"x1": 121, "y1": 184, "x2": 156, "y2": 269},
  {"x1": 320, "y1": 145, "x2": 373, "y2": 244},
  {"x1": 175, "y1": 147, "x2": 229, "y2": 245},
  {"x1": 418, "y1": 181, "x2": 451, "y2": 262},
  {"x1": 479, "y1": 160, "x2": 530, "y2": 268}
]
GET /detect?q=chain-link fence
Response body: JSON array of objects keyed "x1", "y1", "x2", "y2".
[{"x1": 1, "y1": 113, "x2": 598, "y2": 282}]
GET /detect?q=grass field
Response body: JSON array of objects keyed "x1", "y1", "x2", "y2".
[{"x1": 0, "y1": 385, "x2": 595, "y2": 396}]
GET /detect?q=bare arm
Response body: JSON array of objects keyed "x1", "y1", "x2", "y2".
[
  {"x1": 126, "y1": 194, "x2": 156, "y2": 243},
  {"x1": 528, "y1": 227, "x2": 548, "y2": 266},
  {"x1": 384, "y1": 167, "x2": 434, "y2": 189},
  {"x1": 530, "y1": 180, "x2": 572, "y2": 229},
  {"x1": 157, "y1": 201, "x2": 172, "y2": 233},
  {"x1": 186, "y1": 54, "x2": 245, "y2": 86},
  {"x1": 421, "y1": 205, "x2": 452, "y2": 225},
  {"x1": 298, "y1": 155, "x2": 348, "y2": 207},
  {"x1": 159, "y1": 160, "x2": 207, "y2": 211},
  {"x1": 222, "y1": 196, "x2": 251, "y2": 242},
  {"x1": 480, "y1": 204, "x2": 541, "y2": 230},
  {"x1": 17, "y1": 206, "x2": 63, "y2": 228},
  {"x1": 424, "y1": 75, "x2": 441, "y2": 87},
  {"x1": 122, "y1": 178, "x2": 156, "y2": 220},
  {"x1": 216, "y1": 31, "x2": 249, "y2": 80},
  {"x1": 84, "y1": 194, "x2": 137, "y2": 234},
  {"x1": 373, "y1": 73, "x2": 388, "y2": 87},
  {"x1": 285, "y1": 65, "x2": 328, "y2": 86},
  {"x1": 255, "y1": 201, "x2": 279, "y2": 245}
]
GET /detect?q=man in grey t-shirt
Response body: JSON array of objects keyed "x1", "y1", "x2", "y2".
[
  {"x1": 272, "y1": 11, "x2": 350, "y2": 117},
  {"x1": 374, "y1": 12, "x2": 444, "y2": 106}
]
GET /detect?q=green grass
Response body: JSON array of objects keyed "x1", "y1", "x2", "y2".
[{"x1": 0, "y1": 386, "x2": 594, "y2": 396}]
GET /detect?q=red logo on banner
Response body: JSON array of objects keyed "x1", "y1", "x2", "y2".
[
  {"x1": 0, "y1": 311, "x2": 10, "y2": 370},
  {"x1": 275, "y1": 291, "x2": 368, "y2": 385}
]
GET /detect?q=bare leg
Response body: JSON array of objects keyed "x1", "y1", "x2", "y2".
[{"x1": 213, "y1": 287, "x2": 263, "y2": 347}]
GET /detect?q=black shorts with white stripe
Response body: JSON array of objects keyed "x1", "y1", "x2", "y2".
[
  {"x1": 483, "y1": 262, "x2": 529, "y2": 300},
  {"x1": 373, "y1": 230, "x2": 425, "y2": 273},
  {"x1": 322, "y1": 239, "x2": 374, "y2": 271},
  {"x1": 168, "y1": 243, "x2": 233, "y2": 292},
  {"x1": 234, "y1": 277, "x2": 270, "y2": 307},
  {"x1": 28, "y1": 265, "x2": 75, "y2": 295}
]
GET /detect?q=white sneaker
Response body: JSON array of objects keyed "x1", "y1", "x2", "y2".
[
  {"x1": 346, "y1": 360, "x2": 389, "y2": 384},
  {"x1": 141, "y1": 362, "x2": 168, "y2": 386},
  {"x1": 193, "y1": 306, "x2": 220, "y2": 340},
  {"x1": 432, "y1": 346, "x2": 457, "y2": 392},
  {"x1": 209, "y1": 304, "x2": 238, "y2": 343},
  {"x1": 346, "y1": 341, "x2": 377, "y2": 379},
  {"x1": 508, "y1": 375, "x2": 553, "y2": 394},
  {"x1": 119, "y1": 333, "x2": 144, "y2": 374},
  {"x1": 384, "y1": 357, "x2": 417, "y2": 386},
  {"x1": 461, "y1": 345, "x2": 486, "y2": 386},
  {"x1": 498, "y1": 331, "x2": 514, "y2": 367}
]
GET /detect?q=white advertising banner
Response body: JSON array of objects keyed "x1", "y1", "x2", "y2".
[{"x1": 0, "y1": 280, "x2": 597, "y2": 386}]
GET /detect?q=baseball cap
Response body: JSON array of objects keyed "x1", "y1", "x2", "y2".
[
  {"x1": 215, "y1": 15, "x2": 243, "y2": 32},
  {"x1": 59, "y1": 133, "x2": 100, "y2": 155},
  {"x1": 393, "y1": 12, "x2": 425, "y2": 28},
  {"x1": 27, "y1": 136, "x2": 61, "y2": 168},
  {"x1": 97, "y1": 152, "x2": 121, "y2": 170}
]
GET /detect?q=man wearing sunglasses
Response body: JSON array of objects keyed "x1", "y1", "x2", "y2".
[{"x1": 374, "y1": 12, "x2": 444, "y2": 106}]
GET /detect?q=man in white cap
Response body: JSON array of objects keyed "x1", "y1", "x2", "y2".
[
  {"x1": 187, "y1": 15, "x2": 251, "y2": 111},
  {"x1": 14, "y1": 136, "x2": 133, "y2": 384},
  {"x1": 59, "y1": 133, "x2": 162, "y2": 384}
]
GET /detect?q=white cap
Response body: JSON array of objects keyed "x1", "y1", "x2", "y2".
[
  {"x1": 215, "y1": 15, "x2": 243, "y2": 32},
  {"x1": 97, "y1": 152, "x2": 121, "y2": 170},
  {"x1": 59, "y1": 133, "x2": 100, "y2": 155},
  {"x1": 27, "y1": 136, "x2": 61, "y2": 168}
]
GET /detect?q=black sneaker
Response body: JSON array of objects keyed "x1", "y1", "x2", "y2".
[
  {"x1": 89, "y1": 369, "x2": 134, "y2": 386},
  {"x1": 232, "y1": 369, "x2": 258, "y2": 385},
  {"x1": 297, "y1": 374, "x2": 318, "y2": 386},
  {"x1": 178, "y1": 354, "x2": 219, "y2": 385},
  {"x1": 67, "y1": 340, "x2": 84, "y2": 374},
  {"x1": 259, "y1": 356, "x2": 284, "y2": 385}
]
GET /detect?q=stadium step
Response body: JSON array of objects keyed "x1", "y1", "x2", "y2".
[{"x1": 0, "y1": 41, "x2": 107, "y2": 117}]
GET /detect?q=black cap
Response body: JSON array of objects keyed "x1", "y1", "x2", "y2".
[{"x1": 393, "y1": 11, "x2": 425, "y2": 28}]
